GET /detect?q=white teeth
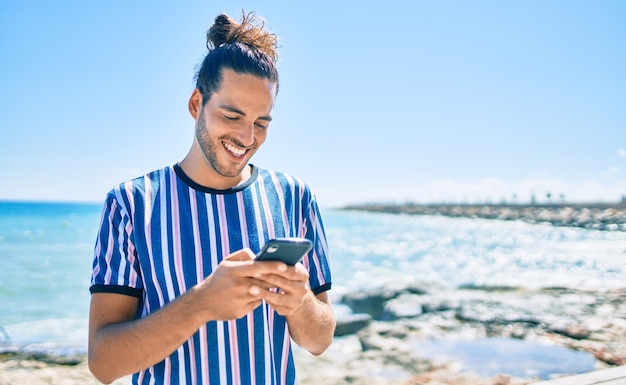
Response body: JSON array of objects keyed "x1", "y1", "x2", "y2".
[{"x1": 224, "y1": 142, "x2": 246, "y2": 157}]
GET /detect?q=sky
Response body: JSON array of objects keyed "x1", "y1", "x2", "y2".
[{"x1": 1, "y1": 1, "x2": 625, "y2": 208}]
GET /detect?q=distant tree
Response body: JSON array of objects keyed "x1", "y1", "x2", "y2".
[
  {"x1": 560, "y1": 193, "x2": 565, "y2": 203},
  {"x1": 531, "y1": 192, "x2": 536, "y2": 205},
  {"x1": 546, "y1": 192, "x2": 552, "y2": 203}
]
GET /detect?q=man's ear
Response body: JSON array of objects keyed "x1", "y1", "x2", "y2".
[{"x1": 188, "y1": 89, "x2": 203, "y2": 120}]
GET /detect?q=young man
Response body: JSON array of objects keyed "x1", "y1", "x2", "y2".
[{"x1": 88, "y1": 12, "x2": 335, "y2": 385}]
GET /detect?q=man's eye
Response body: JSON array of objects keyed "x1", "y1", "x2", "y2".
[
  {"x1": 224, "y1": 115, "x2": 238, "y2": 121},
  {"x1": 255, "y1": 122, "x2": 268, "y2": 129}
]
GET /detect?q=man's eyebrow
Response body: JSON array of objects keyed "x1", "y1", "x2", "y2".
[{"x1": 220, "y1": 104, "x2": 272, "y2": 122}]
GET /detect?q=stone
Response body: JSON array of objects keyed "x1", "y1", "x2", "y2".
[{"x1": 335, "y1": 313, "x2": 372, "y2": 336}]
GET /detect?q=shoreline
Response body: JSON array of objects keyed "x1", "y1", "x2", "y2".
[{"x1": 341, "y1": 202, "x2": 626, "y2": 231}]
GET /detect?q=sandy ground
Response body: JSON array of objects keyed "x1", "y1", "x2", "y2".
[
  {"x1": 0, "y1": 356, "x2": 131, "y2": 385},
  {"x1": 0, "y1": 346, "x2": 531, "y2": 385}
]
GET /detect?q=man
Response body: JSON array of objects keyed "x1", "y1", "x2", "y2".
[{"x1": 88, "y1": 12, "x2": 335, "y2": 385}]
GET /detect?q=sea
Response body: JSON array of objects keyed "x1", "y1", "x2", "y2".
[{"x1": 2, "y1": 200, "x2": 626, "y2": 378}]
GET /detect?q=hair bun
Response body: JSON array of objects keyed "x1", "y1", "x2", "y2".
[
  {"x1": 205, "y1": 11, "x2": 278, "y2": 62},
  {"x1": 206, "y1": 13, "x2": 236, "y2": 49}
]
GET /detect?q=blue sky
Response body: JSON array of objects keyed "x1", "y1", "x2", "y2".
[{"x1": 1, "y1": 1, "x2": 625, "y2": 207}]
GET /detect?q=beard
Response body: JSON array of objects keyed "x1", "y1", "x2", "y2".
[{"x1": 195, "y1": 111, "x2": 249, "y2": 178}]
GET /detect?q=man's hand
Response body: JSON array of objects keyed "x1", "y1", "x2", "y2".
[
  {"x1": 195, "y1": 249, "x2": 287, "y2": 320},
  {"x1": 254, "y1": 262, "x2": 310, "y2": 316}
]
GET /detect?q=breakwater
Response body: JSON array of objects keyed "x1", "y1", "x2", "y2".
[{"x1": 342, "y1": 202, "x2": 626, "y2": 231}]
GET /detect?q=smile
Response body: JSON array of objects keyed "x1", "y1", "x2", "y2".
[{"x1": 224, "y1": 142, "x2": 247, "y2": 157}]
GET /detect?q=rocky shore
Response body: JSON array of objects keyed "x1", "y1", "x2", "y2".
[
  {"x1": 3, "y1": 284, "x2": 625, "y2": 385},
  {"x1": 317, "y1": 283, "x2": 626, "y2": 384},
  {"x1": 342, "y1": 202, "x2": 626, "y2": 231}
]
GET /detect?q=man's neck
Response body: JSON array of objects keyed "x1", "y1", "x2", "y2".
[{"x1": 178, "y1": 155, "x2": 252, "y2": 191}]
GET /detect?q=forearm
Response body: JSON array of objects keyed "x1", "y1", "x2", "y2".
[
  {"x1": 286, "y1": 291, "x2": 336, "y2": 356},
  {"x1": 89, "y1": 287, "x2": 207, "y2": 383}
]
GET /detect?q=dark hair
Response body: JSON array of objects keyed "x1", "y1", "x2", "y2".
[{"x1": 195, "y1": 11, "x2": 279, "y2": 106}]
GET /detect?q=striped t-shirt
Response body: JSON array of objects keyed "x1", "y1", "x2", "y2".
[{"x1": 90, "y1": 164, "x2": 332, "y2": 385}]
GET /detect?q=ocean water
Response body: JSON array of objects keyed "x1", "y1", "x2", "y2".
[{"x1": 2, "y1": 201, "x2": 626, "y2": 356}]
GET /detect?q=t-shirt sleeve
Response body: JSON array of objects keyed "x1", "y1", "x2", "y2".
[
  {"x1": 304, "y1": 194, "x2": 332, "y2": 295},
  {"x1": 90, "y1": 190, "x2": 143, "y2": 297}
]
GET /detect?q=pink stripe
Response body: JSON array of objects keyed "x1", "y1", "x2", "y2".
[
  {"x1": 298, "y1": 178, "x2": 306, "y2": 235},
  {"x1": 91, "y1": 203, "x2": 107, "y2": 281},
  {"x1": 169, "y1": 170, "x2": 186, "y2": 294},
  {"x1": 229, "y1": 320, "x2": 241, "y2": 385},
  {"x1": 247, "y1": 315, "x2": 256, "y2": 384},
  {"x1": 217, "y1": 195, "x2": 230, "y2": 256},
  {"x1": 163, "y1": 176, "x2": 174, "y2": 385},
  {"x1": 142, "y1": 176, "x2": 154, "y2": 313},
  {"x1": 280, "y1": 326, "x2": 290, "y2": 384},
  {"x1": 199, "y1": 325, "x2": 209, "y2": 384},
  {"x1": 311, "y1": 209, "x2": 328, "y2": 285},
  {"x1": 164, "y1": 356, "x2": 171, "y2": 385},
  {"x1": 188, "y1": 189, "x2": 203, "y2": 383},
  {"x1": 269, "y1": 172, "x2": 291, "y2": 237},
  {"x1": 146, "y1": 171, "x2": 167, "y2": 308},
  {"x1": 205, "y1": 196, "x2": 220, "y2": 271},
  {"x1": 103, "y1": 199, "x2": 118, "y2": 284},
  {"x1": 124, "y1": 217, "x2": 138, "y2": 286},
  {"x1": 257, "y1": 175, "x2": 276, "y2": 238},
  {"x1": 267, "y1": 306, "x2": 274, "y2": 358},
  {"x1": 124, "y1": 181, "x2": 135, "y2": 216}
]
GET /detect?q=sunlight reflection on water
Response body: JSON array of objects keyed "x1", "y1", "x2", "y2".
[{"x1": 412, "y1": 337, "x2": 597, "y2": 380}]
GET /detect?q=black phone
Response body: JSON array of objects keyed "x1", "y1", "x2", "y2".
[{"x1": 255, "y1": 238, "x2": 313, "y2": 265}]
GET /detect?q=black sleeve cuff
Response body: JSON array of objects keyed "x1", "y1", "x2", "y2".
[
  {"x1": 312, "y1": 282, "x2": 332, "y2": 295},
  {"x1": 90, "y1": 284, "x2": 143, "y2": 298}
]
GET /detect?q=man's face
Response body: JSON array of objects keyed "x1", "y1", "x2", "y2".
[{"x1": 195, "y1": 68, "x2": 276, "y2": 181}]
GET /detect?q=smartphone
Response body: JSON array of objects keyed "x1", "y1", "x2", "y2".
[{"x1": 255, "y1": 238, "x2": 313, "y2": 265}]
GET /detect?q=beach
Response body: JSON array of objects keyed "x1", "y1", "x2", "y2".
[{"x1": 2, "y1": 202, "x2": 626, "y2": 384}]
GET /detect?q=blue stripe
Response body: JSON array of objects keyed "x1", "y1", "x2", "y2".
[
  {"x1": 241, "y1": 189, "x2": 260, "y2": 249},
  {"x1": 206, "y1": 321, "x2": 220, "y2": 385},
  {"x1": 176, "y1": 186, "x2": 201, "y2": 291},
  {"x1": 236, "y1": 317, "x2": 252, "y2": 383},
  {"x1": 272, "y1": 315, "x2": 287, "y2": 384},
  {"x1": 253, "y1": 305, "x2": 266, "y2": 385},
  {"x1": 182, "y1": 340, "x2": 193, "y2": 385},
  {"x1": 224, "y1": 192, "x2": 244, "y2": 249},
  {"x1": 209, "y1": 195, "x2": 224, "y2": 263},
  {"x1": 194, "y1": 192, "x2": 212, "y2": 278}
]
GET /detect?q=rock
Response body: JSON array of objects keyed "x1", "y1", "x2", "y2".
[
  {"x1": 548, "y1": 324, "x2": 591, "y2": 340},
  {"x1": 382, "y1": 294, "x2": 424, "y2": 320},
  {"x1": 341, "y1": 283, "x2": 428, "y2": 320},
  {"x1": 335, "y1": 313, "x2": 372, "y2": 336},
  {"x1": 341, "y1": 287, "x2": 398, "y2": 320},
  {"x1": 341, "y1": 203, "x2": 626, "y2": 232},
  {"x1": 455, "y1": 299, "x2": 541, "y2": 326}
]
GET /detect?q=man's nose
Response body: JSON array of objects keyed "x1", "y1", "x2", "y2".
[{"x1": 237, "y1": 123, "x2": 255, "y2": 147}]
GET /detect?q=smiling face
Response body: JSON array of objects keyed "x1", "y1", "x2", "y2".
[{"x1": 184, "y1": 68, "x2": 277, "y2": 189}]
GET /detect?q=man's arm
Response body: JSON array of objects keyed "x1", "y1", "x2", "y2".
[
  {"x1": 88, "y1": 250, "x2": 281, "y2": 384},
  {"x1": 88, "y1": 289, "x2": 211, "y2": 384},
  {"x1": 286, "y1": 291, "x2": 335, "y2": 355}
]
